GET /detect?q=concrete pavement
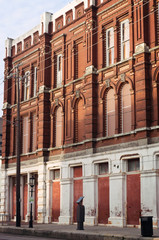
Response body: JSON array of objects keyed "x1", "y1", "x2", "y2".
[{"x1": 0, "y1": 222, "x2": 159, "y2": 240}]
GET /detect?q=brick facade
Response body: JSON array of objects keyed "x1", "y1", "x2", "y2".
[{"x1": 1, "y1": 0, "x2": 159, "y2": 227}]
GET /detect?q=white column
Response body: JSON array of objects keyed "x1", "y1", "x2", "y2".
[
  {"x1": 0, "y1": 168, "x2": 8, "y2": 216},
  {"x1": 37, "y1": 162, "x2": 46, "y2": 223},
  {"x1": 108, "y1": 174, "x2": 126, "y2": 227},
  {"x1": 83, "y1": 176, "x2": 97, "y2": 225},
  {"x1": 59, "y1": 178, "x2": 73, "y2": 224},
  {"x1": 26, "y1": 172, "x2": 31, "y2": 221},
  {"x1": 45, "y1": 169, "x2": 52, "y2": 223},
  {"x1": 141, "y1": 172, "x2": 159, "y2": 227}
]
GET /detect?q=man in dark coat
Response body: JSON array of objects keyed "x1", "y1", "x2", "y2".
[{"x1": 76, "y1": 196, "x2": 85, "y2": 230}]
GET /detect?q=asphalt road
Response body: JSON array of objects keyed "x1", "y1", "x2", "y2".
[{"x1": 0, "y1": 233, "x2": 65, "y2": 240}]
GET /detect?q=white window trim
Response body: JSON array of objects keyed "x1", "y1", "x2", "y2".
[
  {"x1": 57, "y1": 54, "x2": 62, "y2": 88},
  {"x1": 24, "y1": 71, "x2": 30, "y2": 101},
  {"x1": 121, "y1": 19, "x2": 130, "y2": 61},
  {"x1": 106, "y1": 27, "x2": 114, "y2": 67}
]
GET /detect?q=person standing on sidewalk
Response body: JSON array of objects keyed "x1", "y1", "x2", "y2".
[{"x1": 76, "y1": 196, "x2": 85, "y2": 230}]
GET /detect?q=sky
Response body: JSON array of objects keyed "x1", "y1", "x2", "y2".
[{"x1": 0, "y1": 0, "x2": 68, "y2": 117}]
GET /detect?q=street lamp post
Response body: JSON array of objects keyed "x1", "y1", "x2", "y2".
[{"x1": 29, "y1": 175, "x2": 35, "y2": 228}]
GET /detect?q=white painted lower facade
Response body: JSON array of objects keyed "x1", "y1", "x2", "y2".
[{"x1": 1, "y1": 141, "x2": 159, "y2": 227}]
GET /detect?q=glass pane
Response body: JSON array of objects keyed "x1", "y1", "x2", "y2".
[
  {"x1": 99, "y1": 163, "x2": 108, "y2": 175},
  {"x1": 54, "y1": 169, "x2": 60, "y2": 180},
  {"x1": 128, "y1": 159, "x2": 140, "y2": 172}
]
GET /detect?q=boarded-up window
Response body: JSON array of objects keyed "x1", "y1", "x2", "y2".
[
  {"x1": 31, "y1": 113, "x2": 36, "y2": 152},
  {"x1": 22, "y1": 116, "x2": 29, "y2": 154},
  {"x1": 54, "y1": 106, "x2": 62, "y2": 147},
  {"x1": 105, "y1": 88, "x2": 115, "y2": 136},
  {"x1": 74, "y1": 98, "x2": 85, "y2": 143},
  {"x1": 121, "y1": 84, "x2": 131, "y2": 133},
  {"x1": 121, "y1": 19, "x2": 129, "y2": 60}
]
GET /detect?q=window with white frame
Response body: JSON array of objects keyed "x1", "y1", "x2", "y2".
[
  {"x1": 24, "y1": 71, "x2": 30, "y2": 100},
  {"x1": 53, "y1": 169, "x2": 60, "y2": 180},
  {"x1": 106, "y1": 27, "x2": 114, "y2": 66},
  {"x1": 128, "y1": 158, "x2": 140, "y2": 172},
  {"x1": 99, "y1": 162, "x2": 109, "y2": 175},
  {"x1": 33, "y1": 67, "x2": 37, "y2": 97},
  {"x1": 121, "y1": 19, "x2": 130, "y2": 60},
  {"x1": 57, "y1": 54, "x2": 62, "y2": 87}
]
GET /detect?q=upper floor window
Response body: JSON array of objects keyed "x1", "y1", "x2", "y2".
[
  {"x1": 106, "y1": 27, "x2": 114, "y2": 66},
  {"x1": 24, "y1": 71, "x2": 30, "y2": 101},
  {"x1": 105, "y1": 88, "x2": 115, "y2": 136},
  {"x1": 156, "y1": 2, "x2": 159, "y2": 44},
  {"x1": 121, "y1": 19, "x2": 130, "y2": 60},
  {"x1": 120, "y1": 83, "x2": 131, "y2": 133},
  {"x1": 56, "y1": 54, "x2": 62, "y2": 88},
  {"x1": 31, "y1": 113, "x2": 36, "y2": 152},
  {"x1": 54, "y1": 106, "x2": 62, "y2": 147},
  {"x1": 74, "y1": 98, "x2": 85, "y2": 143},
  {"x1": 22, "y1": 116, "x2": 29, "y2": 154},
  {"x1": 33, "y1": 67, "x2": 37, "y2": 97}
]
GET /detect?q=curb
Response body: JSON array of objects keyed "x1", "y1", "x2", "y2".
[{"x1": 0, "y1": 226, "x2": 154, "y2": 240}]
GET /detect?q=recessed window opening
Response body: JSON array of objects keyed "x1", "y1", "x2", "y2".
[
  {"x1": 99, "y1": 162, "x2": 109, "y2": 175},
  {"x1": 128, "y1": 158, "x2": 140, "y2": 172}
]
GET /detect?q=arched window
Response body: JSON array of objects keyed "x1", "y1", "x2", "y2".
[
  {"x1": 74, "y1": 98, "x2": 85, "y2": 143},
  {"x1": 120, "y1": 84, "x2": 131, "y2": 133},
  {"x1": 105, "y1": 88, "x2": 115, "y2": 136},
  {"x1": 54, "y1": 106, "x2": 62, "y2": 147}
]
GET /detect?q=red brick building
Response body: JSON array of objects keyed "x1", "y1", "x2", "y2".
[{"x1": 1, "y1": 0, "x2": 159, "y2": 227}]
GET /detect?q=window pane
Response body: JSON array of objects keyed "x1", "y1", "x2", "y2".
[
  {"x1": 99, "y1": 163, "x2": 109, "y2": 175},
  {"x1": 33, "y1": 67, "x2": 37, "y2": 97},
  {"x1": 22, "y1": 116, "x2": 28, "y2": 154},
  {"x1": 57, "y1": 55, "x2": 62, "y2": 87},
  {"x1": 54, "y1": 169, "x2": 60, "y2": 180},
  {"x1": 121, "y1": 84, "x2": 131, "y2": 133},
  {"x1": 121, "y1": 20, "x2": 129, "y2": 60},
  {"x1": 106, "y1": 28, "x2": 114, "y2": 66},
  {"x1": 55, "y1": 107, "x2": 62, "y2": 147},
  {"x1": 32, "y1": 113, "x2": 36, "y2": 152},
  {"x1": 106, "y1": 89, "x2": 115, "y2": 136},
  {"x1": 128, "y1": 159, "x2": 140, "y2": 172}
]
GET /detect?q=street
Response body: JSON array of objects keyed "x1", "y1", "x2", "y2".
[{"x1": 0, "y1": 233, "x2": 65, "y2": 240}]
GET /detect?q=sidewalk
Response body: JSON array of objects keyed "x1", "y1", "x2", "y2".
[{"x1": 0, "y1": 222, "x2": 159, "y2": 240}]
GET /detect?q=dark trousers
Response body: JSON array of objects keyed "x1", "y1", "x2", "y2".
[{"x1": 77, "y1": 221, "x2": 84, "y2": 230}]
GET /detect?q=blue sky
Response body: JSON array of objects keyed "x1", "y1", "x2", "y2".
[{"x1": 0, "y1": 0, "x2": 68, "y2": 117}]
